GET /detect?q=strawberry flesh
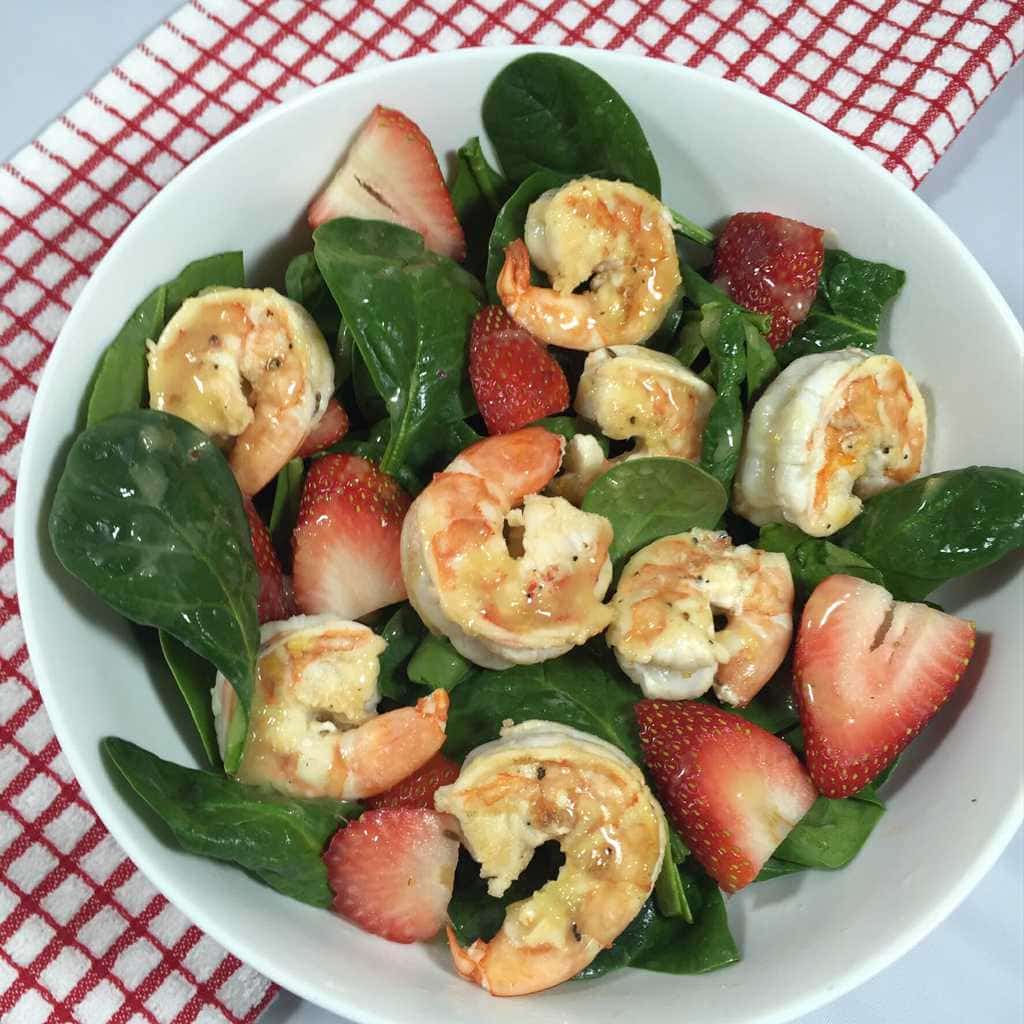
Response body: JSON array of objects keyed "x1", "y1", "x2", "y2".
[
  {"x1": 364, "y1": 752, "x2": 461, "y2": 811},
  {"x1": 636, "y1": 700, "x2": 817, "y2": 892},
  {"x1": 469, "y1": 306, "x2": 569, "y2": 434},
  {"x1": 243, "y1": 498, "x2": 290, "y2": 623},
  {"x1": 794, "y1": 574, "x2": 976, "y2": 798},
  {"x1": 325, "y1": 808, "x2": 460, "y2": 943},
  {"x1": 292, "y1": 454, "x2": 411, "y2": 620},
  {"x1": 296, "y1": 398, "x2": 349, "y2": 458},
  {"x1": 308, "y1": 105, "x2": 465, "y2": 262},
  {"x1": 712, "y1": 212, "x2": 824, "y2": 348}
]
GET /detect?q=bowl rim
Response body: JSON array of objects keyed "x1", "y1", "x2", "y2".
[{"x1": 14, "y1": 44, "x2": 1024, "y2": 1024}]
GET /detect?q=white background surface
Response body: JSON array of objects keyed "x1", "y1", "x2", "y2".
[{"x1": 1, "y1": 3, "x2": 1021, "y2": 1023}]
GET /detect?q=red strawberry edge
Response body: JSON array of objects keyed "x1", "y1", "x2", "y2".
[{"x1": 243, "y1": 497, "x2": 290, "y2": 623}]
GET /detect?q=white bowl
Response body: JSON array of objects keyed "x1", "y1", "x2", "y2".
[{"x1": 15, "y1": 46, "x2": 1024, "y2": 1024}]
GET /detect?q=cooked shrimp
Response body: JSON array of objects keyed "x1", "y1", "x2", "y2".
[
  {"x1": 434, "y1": 720, "x2": 666, "y2": 995},
  {"x1": 607, "y1": 528, "x2": 794, "y2": 707},
  {"x1": 148, "y1": 287, "x2": 334, "y2": 495},
  {"x1": 496, "y1": 178, "x2": 681, "y2": 350},
  {"x1": 551, "y1": 345, "x2": 716, "y2": 503},
  {"x1": 401, "y1": 428, "x2": 614, "y2": 669},
  {"x1": 212, "y1": 614, "x2": 448, "y2": 800},
  {"x1": 733, "y1": 348, "x2": 927, "y2": 537}
]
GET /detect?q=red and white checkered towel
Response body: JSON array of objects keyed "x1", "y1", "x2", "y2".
[{"x1": 1, "y1": 1, "x2": 1021, "y2": 1022}]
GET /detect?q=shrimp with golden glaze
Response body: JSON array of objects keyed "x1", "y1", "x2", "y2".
[
  {"x1": 551, "y1": 345, "x2": 716, "y2": 504},
  {"x1": 608, "y1": 528, "x2": 794, "y2": 707},
  {"x1": 148, "y1": 287, "x2": 334, "y2": 495},
  {"x1": 496, "y1": 178, "x2": 681, "y2": 351},
  {"x1": 733, "y1": 348, "x2": 927, "y2": 537},
  {"x1": 400, "y1": 428, "x2": 614, "y2": 669},
  {"x1": 213, "y1": 614, "x2": 448, "y2": 800},
  {"x1": 434, "y1": 721, "x2": 667, "y2": 996}
]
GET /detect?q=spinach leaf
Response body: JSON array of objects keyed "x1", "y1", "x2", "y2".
[
  {"x1": 49, "y1": 410, "x2": 260, "y2": 772},
  {"x1": 482, "y1": 53, "x2": 660, "y2": 196},
  {"x1": 835, "y1": 466, "x2": 1024, "y2": 601},
  {"x1": 755, "y1": 856, "x2": 807, "y2": 882},
  {"x1": 377, "y1": 604, "x2": 428, "y2": 704},
  {"x1": 103, "y1": 738, "x2": 356, "y2": 906},
  {"x1": 284, "y1": 251, "x2": 351, "y2": 384},
  {"x1": 774, "y1": 794, "x2": 884, "y2": 869},
  {"x1": 268, "y1": 458, "x2": 303, "y2": 564},
  {"x1": 699, "y1": 306, "x2": 746, "y2": 490},
  {"x1": 158, "y1": 631, "x2": 220, "y2": 768},
  {"x1": 86, "y1": 286, "x2": 166, "y2": 427},
  {"x1": 165, "y1": 251, "x2": 245, "y2": 319},
  {"x1": 581, "y1": 458, "x2": 727, "y2": 572},
  {"x1": 579, "y1": 876, "x2": 738, "y2": 978},
  {"x1": 313, "y1": 219, "x2": 481, "y2": 482},
  {"x1": 775, "y1": 249, "x2": 905, "y2": 367},
  {"x1": 485, "y1": 169, "x2": 571, "y2": 302},
  {"x1": 450, "y1": 137, "x2": 511, "y2": 279},
  {"x1": 407, "y1": 634, "x2": 474, "y2": 692},
  {"x1": 745, "y1": 326, "x2": 779, "y2": 398},
  {"x1": 669, "y1": 208, "x2": 714, "y2": 248},
  {"x1": 445, "y1": 646, "x2": 642, "y2": 763},
  {"x1": 654, "y1": 830, "x2": 696, "y2": 922},
  {"x1": 759, "y1": 523, "x2": 885, "y2": 602}
]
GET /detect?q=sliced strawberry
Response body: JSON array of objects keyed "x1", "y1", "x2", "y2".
[
  {"x1": 292, "y1": 454, "x2": 410, "y2": 620},
  {"x1": 636, "y1": 700, "x2": 817, "y2": 892},
  {"x1": 712, "y1": 212, "x2": 825, "y2": 348},
  {"x1": 325, "y1": 808, "x2": 459, "y2": 943},
  {"x1": 364, "y1": 752, "x2": 461, "y2": 811},
  {"x1": 243, "y1": 498, "x2": 290, "y2": 623},
  {"x1": 469, "y1": 306, "x2": 570, "y2": 434},
  {"x1": 308, "y1": 105, "x2": 465, "y2": 262},
  {"x1": 794, "y1": 574, "x2": 976, "y2": 799},
  {"x1": 297, "y1": 398, "x2": 349, "y2": 458}
]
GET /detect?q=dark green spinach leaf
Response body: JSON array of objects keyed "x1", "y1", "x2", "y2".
[
  {"x1": 774, "y1": 794, "x2": 884, "y2": 869},
  {"x1": 450, "y1": 137, "x2": 511, "y2": 279},
  {"x1": 49, "y1": 410, "x2": 259, "y2": 772},
  {"x1": 104, "y1": 738, "x2": 356, "y2": 906},
  {"x1": 581, "y1": 457, "x2": 727, "y2": 572},
  {"x1": 284, "y1": 251, "x2": 352, "y2": 384},
  {"x1": 775, "y1": 249, "x2": 905, "y2": 367},
  {"x1": 86, "y1": 286, "x2": 167, "y2": 427},
  {"x1": 313, "y1": 219, "x2": 481, "y2": 482},
  {"x1": 445, "y1": 646, "x2": 642, "y2": 763},
  {"x1": 709, "y1": 671, "x2": 799, "y2": 735},
  {"x1": 759, "y1": 522, "x2": 885, "y2": 602},
  {"x1": 755, "y1": 856, "x2": 807, "y2": 882},
  {"x1": 835, "y1": 466, "x2": 1024, "y2": 601},
  {"x1": 268, "y1": 458, "x2": 303, "y2": 564},
  {"x1": 158, "y1": 631, "x2": 220, "y2": 768},
  {"x1": 377, "y1": 604, "x2": 428, "y2": 704},
  {"x1": 165, "y1": 251, "x2": 245, "y2": 319},
  {"x1": 482, "y1": 53, "x2": 660, "y2": 196}
]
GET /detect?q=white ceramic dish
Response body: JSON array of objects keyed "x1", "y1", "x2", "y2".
[{"x1": 14, "y1": 46, "x2": 1024, "y2": 1024}]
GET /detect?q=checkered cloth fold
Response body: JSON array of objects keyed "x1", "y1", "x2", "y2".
[{"x1": 1, "y1": 1, "x2": 1021, "y2": 1022}]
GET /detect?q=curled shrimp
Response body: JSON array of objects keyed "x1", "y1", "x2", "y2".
[
  {"x1": 496, "y1": 178, "x2": 681, "y2": 351},
  {"x1": 148, "y1": 287, "x2": 335, "y2": 495},
  {"x1": 551, "y1": 345, "x2": 716, "y2": 504},
  {"x1": 607, "y1": 528, "x2": 794, "y2": 707},
  {"x1": 434, "y1": 720, "x2": 667, "y2": 995},
  {"x1": 733, "y1": 348, "x2": 927, "y2": 537},
  {"x1": 400, "y1": 428, "x2": 614, "y2": 669},
  {"x1": 213, "y1": 615, "x2": 448, "y2": 800}
]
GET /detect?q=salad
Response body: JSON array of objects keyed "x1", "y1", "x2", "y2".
[{"x1": 48, "y1": 53, "x2": 1024, "y2": 997}]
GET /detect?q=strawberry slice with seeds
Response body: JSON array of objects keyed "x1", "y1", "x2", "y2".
[
  {"x1": 636, "y1": 700, "x2": 817, "y2": 892},
  {"x1": 325, "y1": 808, "x2": 460, "y2": 943},
  {"x1": 712, "y1": 212, "x2": 825, "y2": 348},
  {"x1": 308, "y1": 105, "x2": 465, "y2": 262},
  {"x1": 469, "y1": 306, "x2": 570, "y2": 434},
  {"x1": 364, "y1": 752, "x2": 461, "y2": 812},
  {"x1": 292, "y1": 454, "x2": 411, "y2": 620},
  {"x1": 296, "y1": 398, "x2": 349, "y2": 459},
  {"x1": 794, "y1": 574, "x2": 976, "y2": 799},
  {"x1": 243, "y1": 498, "x2": 290, "y2": 623}
]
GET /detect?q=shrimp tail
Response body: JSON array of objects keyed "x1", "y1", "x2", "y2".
[
  {"x1": 496, "y1": 238, "x2": 532, "y2": 316},
  {"x1": 446, "y1": 926, "x2": 492, "y2": 992}
]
